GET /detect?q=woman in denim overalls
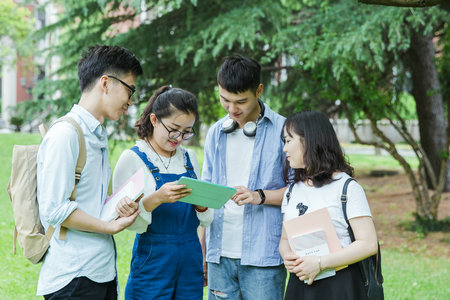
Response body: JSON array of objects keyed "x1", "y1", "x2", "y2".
[{"x1": 113, "y1": 86, "x2": 213, "y2": 299}]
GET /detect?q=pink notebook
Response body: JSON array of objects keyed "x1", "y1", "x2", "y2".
[
  {"x1": 100, "y1": 168, "x2": 144, "y2": 222},
  {"x1": 283, "y1": 207, "x2": 346, "y2": 271}
]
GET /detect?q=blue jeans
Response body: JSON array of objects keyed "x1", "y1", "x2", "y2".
[{"x1": 208, "y1": 257, "x2": 286, "y2": 300}]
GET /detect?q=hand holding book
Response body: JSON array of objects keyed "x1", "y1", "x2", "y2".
[
  {"x1": 293, "y1": 254, "x2": 327, "y2": 285},
  {"x1": 283, "y1": 208, "x2": 345, "y2": 283},
  {"x1": 101, "y1": 168, "x2": 145, "y2": 222},
  {"x1": 282, "y1": 252, "x2": 302, "y2": 274},
  {"x1": 116, "y1": 196, "x2": 141, "y2": 218}
]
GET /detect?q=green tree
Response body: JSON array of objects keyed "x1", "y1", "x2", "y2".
[
  {"x1": 24, "y1": 0, "x2": 448, "y2": 220},
  {"x1": 0, "y1": 0, "x2": 32, "y2": 66},
  {"x1": 269, "y1": 2, "x2": 449, "y2": 220}
]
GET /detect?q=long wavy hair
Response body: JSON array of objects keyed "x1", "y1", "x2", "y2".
[{"x1": 282, "y1": 110, "x2": 353, "y2": 187}]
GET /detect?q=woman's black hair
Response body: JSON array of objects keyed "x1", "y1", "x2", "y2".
[
  {"x1": 135, "y1": 85, "x2": 199, "y2": 139},
  {"x1": 282, "y1": 110, "x2": 353, "y2": 187}
]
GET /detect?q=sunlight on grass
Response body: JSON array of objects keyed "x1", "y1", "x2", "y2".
[{"x1": 0, "y1": 133, "x2": 444, "y2": 299}]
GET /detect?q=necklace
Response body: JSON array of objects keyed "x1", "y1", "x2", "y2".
[{"x1": 146, "y1": 138, "x2": 174, "y2": 170}]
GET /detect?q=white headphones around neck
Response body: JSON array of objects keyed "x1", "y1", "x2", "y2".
[{"x1": 222, "y1": 100, "x2": 265, "y2": 137}]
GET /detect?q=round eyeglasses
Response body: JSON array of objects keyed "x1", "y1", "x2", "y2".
[{"x1": 156, "y1": 116, "x2": 196, "y2": 140}]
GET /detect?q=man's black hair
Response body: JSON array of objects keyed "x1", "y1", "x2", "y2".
[
  {"x1": 217, "y1": 54, "x2": 261, "y2": 94},
  {"x1": 77, "y1": 45, "x2": 143, "y2": 93}
]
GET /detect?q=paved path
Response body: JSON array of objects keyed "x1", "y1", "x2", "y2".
[{"x1": 342, "y1": 145, "x2": 415, "y2": 157}]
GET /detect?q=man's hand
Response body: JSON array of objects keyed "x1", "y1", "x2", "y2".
[
  {"x1": 108, "y1": 209, "x2": 140, "y2": 234},
  {"x1": 116, "y1": 196, "x2": 139, "y2": 217},
  {"x1": 232, "y1": 186, "x2": 262, "y2": 206}
]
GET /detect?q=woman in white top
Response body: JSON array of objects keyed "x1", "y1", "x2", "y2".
[
  {"x1": 279, "y1": 110, "x2": 378, "y2": 300},
  {"x1": 113, "y1": 85, "x2": 213, "y2": 299}
]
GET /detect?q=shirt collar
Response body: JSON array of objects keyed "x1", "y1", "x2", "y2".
[
  {"x1": 259, "y1": 102, "x2": 276, "y2": 125},
  {"x1": 70, "y1": 104, "x2": 106, "y2": 139}
]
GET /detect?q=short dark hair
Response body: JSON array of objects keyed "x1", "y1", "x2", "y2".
[
  {"x1": 217, "y1": 54, "x2": 261, "y2": 94},
  {"x1": 282, "y1": 110, "x2": 353, "y2": 187},
  {"x1": 135, "y1": 85, "x2": 199, "y2": 139},
  {"x1": 77, "y1": 45, "x2": 143, "y2": 93}
]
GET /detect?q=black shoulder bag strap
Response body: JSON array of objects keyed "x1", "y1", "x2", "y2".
[
  {"x1": 285, "y1": 182, "x2": 295, "y2": 204},
  {"x1": 341, "y1": 178, "x2": 384, "y2": 300},
  {"x1": 341, "y1": 178, "x2": 356, "y2": 240}
]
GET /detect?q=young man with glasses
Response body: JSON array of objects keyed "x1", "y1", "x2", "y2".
[
  {"x1": 36, "y1": 45, "x2": 143, "y2": 299},
  {"x1": 202, "y1": 55, "x2": 287, "y2": 299}
]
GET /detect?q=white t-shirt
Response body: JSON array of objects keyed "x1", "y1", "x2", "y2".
[
  {"x1": 281, "y1": 172, "x2": 372, "y2": 248},
  {"x1": 222, "y1": 129, "x2": 255, "y2": 258},
  {"x1": 113, "y1": 140, "x2": 214, "y2": 233}
]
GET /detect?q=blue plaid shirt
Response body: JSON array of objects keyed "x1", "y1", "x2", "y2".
[{"x1": 202, "y1": 103, "x2": 286, "y2": 266}]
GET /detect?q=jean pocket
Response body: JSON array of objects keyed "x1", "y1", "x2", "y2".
[{"x1": 131, "y1": 239, "x2": 153, "y2": 274}]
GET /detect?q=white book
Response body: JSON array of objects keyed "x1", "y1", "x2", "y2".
[
  {"x1": 291, "y1": 229, "x2": 336, "y2": 282},
  {"x1": 100, "y1": 168, "x2": 144, "y2": 222}
]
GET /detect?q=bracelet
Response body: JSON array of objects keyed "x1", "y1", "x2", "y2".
[
  {"x1": 318, "y1": 256, "x2": 322, "y2": 272},
  {"x1": 255, "y1": 189, "x2": 266, "y2": 205},
  {"x1": 195, "y1": 206, "x2": 208, "y2": 213}
]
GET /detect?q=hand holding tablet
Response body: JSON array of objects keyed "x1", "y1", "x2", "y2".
[{"x1": 176, "y1": 177, "x2": 237, "y2": 209}]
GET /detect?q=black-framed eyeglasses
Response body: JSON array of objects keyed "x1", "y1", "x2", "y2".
[
  {"x1": 107, "y1": 75, "x2": 136, "y2": 99},
  {"x1": 156, "y1": 115, "x2": 196, "y2": 140}
]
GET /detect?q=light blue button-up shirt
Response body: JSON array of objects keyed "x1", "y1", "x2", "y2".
[
  {"x1": 202, "y1": 103, "x2": 286, "y2": 266},
  {"x1": 36, "y1": 105, "x2": 114, "y2": 295}
]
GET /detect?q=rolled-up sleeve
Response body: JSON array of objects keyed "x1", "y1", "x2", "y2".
[
  {"x1": 37, "y1": 123, "x2": 79, "y2": 227},
  {"x1": 197, "y1": 208, "x2": 214, "y2": 227}
]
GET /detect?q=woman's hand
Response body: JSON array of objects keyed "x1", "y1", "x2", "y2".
[
  {"x1": 116, "y1": 196, "x2": 139, "y2": 217},
  {"x1": 282, "y1": 252, "x2": 302, "y2": 273},
  {"x1": 154, "y1": 181, "x2": 192, "y2": 204},
  {"x1": 293, "y1": 255, "x2": 321, "y2": 285},
  {"x1": 232, "y1": 186, "x2": 261, "y2": 206}
]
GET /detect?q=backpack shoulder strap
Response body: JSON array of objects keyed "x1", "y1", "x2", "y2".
[
  {"x1": 49, "y1": 116, "x2": 87, "y2": 240},
  {"x1": 57, "y1": 116, "x2": 87, "y2": 200},
  {"x1": 341, "y1": 177, "x2": 356, "y2": 242}
]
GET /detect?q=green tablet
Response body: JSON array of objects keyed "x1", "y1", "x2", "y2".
[{"x1": 177, "y1": 176, "x2": 237, "y2": 209}]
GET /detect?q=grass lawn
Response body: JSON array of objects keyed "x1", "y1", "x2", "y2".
[{"x1": 1, "y1": 133, "x2": 447, "y2": 299}]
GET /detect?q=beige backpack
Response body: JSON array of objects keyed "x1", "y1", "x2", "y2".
[{"x1": 7, "y1": 117, "x2": 86, "y2": 264}]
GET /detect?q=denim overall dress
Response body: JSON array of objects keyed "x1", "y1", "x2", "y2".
[{"x1": 125, "y1": 146, "x2": 204, "y2": 300}]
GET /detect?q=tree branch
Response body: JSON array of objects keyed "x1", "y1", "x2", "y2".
[
  {"x1": 261, "y1": 65, "x2": 294, "y2": 72},
  {"x1": 358, "y1": 0, "x2": 443, "y2": 7},
  {"x1": 387, "y1": 106, "x2": 438, "y2": 188}
]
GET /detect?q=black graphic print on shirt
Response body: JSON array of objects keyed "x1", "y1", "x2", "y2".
[{"x1": 296, "y1": 203, "x2": 308, "y2": 216}]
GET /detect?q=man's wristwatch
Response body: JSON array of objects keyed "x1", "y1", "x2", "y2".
[{"x1": 256, "y1": 189, "x2": 266, "y2": 205}]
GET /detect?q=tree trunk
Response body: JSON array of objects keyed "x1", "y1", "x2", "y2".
[{"x1": 405, "y1": 26, "x2": 450, "y2": 192}]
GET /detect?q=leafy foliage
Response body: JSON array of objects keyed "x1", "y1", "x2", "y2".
[
  {"x1": 16, "y1": 1, "x2": 449, "y2": 218},
  {"x1": 24, "y1": 1, "x2": 448, "y2": 125},
  {"x1": 0, "y1": 0, "x2": 33, "y2": 66}
]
